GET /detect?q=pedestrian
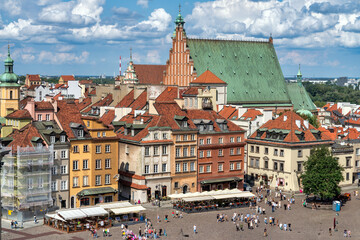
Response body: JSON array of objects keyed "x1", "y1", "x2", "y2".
[
  {"x1": 348, "y1": 230, "x2": 351, "y2": 237},
  {"x1": 180, "y1": 213, "x2": 183, "y2": 218},
  {"x1": 193, "y1": 225, "x2": 197, "y2": 234},
  {"x1": 165, "y1": 215, "x2": 168, "y2": 222},
  {"x1": 236, "y1": 223, "x2": 240, "y2": 231},
  {"x1": 34, "y1": 215, "x2": 38, "y2": 224},
  {"x1": 284, "y1": 203, "x2": 287, "y2": 210},
  {"x1": 172, "y1": 211, "x2": 175, "y2": 218},
  {"x1": 344, "y1": 229, "x2": 347, "y2": 237},
  {"x1": 159, "y1": 228, "x2": 162, "y2": 236},
  {"x1": 264, "y1": 227, "x2": 268, "y2": 237},
  {"x1": 139, "y1": 226, "x2": 142, "y2": 237},
  {"x1": 288, "y1": 223, "x2": 292, "y2": 231},
  {"x1": 329, "y1": 228, "x2": 332, "y2": 236},
  {"x1": 157, "y1": 215, "x2": 160, "y2": 223}
]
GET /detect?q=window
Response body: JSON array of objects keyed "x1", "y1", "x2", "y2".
[
  {"x1": 250, "y1": 146, "x2": 254, "y2": 152},
  {"x1": 154, "y1": 133, "x2": 158, "y2": 140},
  {"x1": 51, "y1": 181, "x2": 57, "y2": 191},
  {"x1": 145, "y1": 147, "x2": 150, "y2": 156},
  {"x1": 38, "y1": 114, "x2": 42, "y2": 121},
  {"x1": 280, "y1": 149, "x2": 284, "y2": 157},
  {"x1": 27, "y1": 178, "x2": 33, "y2": 189},
  {"x1": 153, "y1": 164, "x2": 158, "y2": 173},
  {"x1": 230, "y1": 163, "x2": 234, "y2": 170},
  {"x1": 190, "y1": 162, "x2": 195, "y2": 171},
  {"x1": 274, "y1": 162, "x2": 278, "y2": 171},
  {"x1": 53, "y1": 151, "x2": 56, "y2": 159},
  {"x1": 60, "y1": 135, "x2": 66, "y2": 142},
  {"x1": 163, "y1": 133, "x2": 168, "y2": 139},
  {"x1": 96, "y1": 159, "x2": 101, "y2": 169},
  {"x1": 105, "y1": 174, "x2": 111, "y2": 184},
  {"x1": 105, "y1": 145, "x2": 111, "y2": 153},
  {"x1": 60, "y1": 165, "x2": 67, "y2": 174},
  {"x1": 102, "y1": 132, "x2": 106, "y2": 137},
  {"x1": 95, "y1": 175, "x2": 101, "y2": 185},
  {"x1": 38, "y1": 177, "x2": 43, "y2": 188},
  {"x1": 207, "y1": 150, "x2": 211, "y2": 157},
  {"x1": 199, "y1": 139, "x2": 204, "y2": 145},
  {"x1": 162, "y1": 145, "x2": 167, "y2": 155},
  {"x1": 250, "y1": 158, "x2": 254, "y2": 167},
  {"x1": 162, "y1": 163, "x2": 167, "y2": 172},
  {"x1": 46, "y1": 114, "x2": 50, "y2": 121},
  {"x1": 83, "y1": 145, "x2": 89, "y2": 152},
  {"x1": 199, "y1": 151, "x2": 204, "y2": 158},
  {"x1": 183, "y1": 147, "x2": 188, "y2": 157},
  {"x1": 175, "y1": 163, "x2": 180, "y2": 172},
  {"x1": 73, "y1": 160, "x2": 79, "y2": 170},
  {"x1": 183, "y1": 162, "x2": 188, "y2": 172},
  {"x1": 51, "y1": 166, "x2": 57, "y2": 175},
  {"x1": 183, "y1": 135, "x2": 188, "y2": 141},
  {"x1": 176, "y1": 148, "x2": 181, "y2": 157},
  {"x1": 83, "y1": 176, "x2": 89, "y2": 186},
  {"x1": 356, "y1": 160, "x2": 360, "y2": 168},
  {"x1": 264, "y1": 147, "x2": 269, "y2": 155},
  {"x1": 176, "y1": 135, "x2": 180, "y2": 142},
  {"x1": 206, "y1": 138, "x2": 211, "y2": 144},
  {"x1": 77, "y1": 130, "x2": 84, "y2": 137},
  {"x1": 199, "y1": 166, "x2": 204, "y2": 173},
  {"x1": 346, "y1": 172, "x2": 350, "y2": 181},
  {"x1": 73, "y1": 145, "x2": 79, "y2": 153},
  {"x1": 144, "y1": 165, "x2": 150, "y2": 174},
  {"x1": 230, "y1": 148, "x2": 234, "y2": 155},
  {"x1": 73, "y1": 177, "x2": 79, "y2": 187},
  {"x1": 274, "y1": 149, "x2": 278, "y2": 156},
  {"x1": 264, "y1": 161, "x2": 268, "y2": 169},
  {"x1": 87, "y1": 121, "x2": 90, "y2": 127},
  {"x1": 60, "y1": 180, "x2": 67, "y2": 190},
  {"x1": 298, "y1": 150, "x2": 303, "y2": 157},
  {"x1": 60, "y1": 150, "x2": 67, "y2": 159},
  {"x1": 50, "y1": 136, "x2": 55, "y2": 143},
  {"x1": 190, "y1": 146, "x2": 195, "y2": 156},
  {"x1": 218, "y1": 149, "x2": 223, "y2": 156},
  {"x1": 174, "y1": 182, "x2": 179, "y2": 188},
  {"x1": 255, "y1": 159, "x2": 259, "y2": 168},
  {"x1": 191, "y1": 134, "x2": 195, "y2": 141},
  {"x1": 236, "y1": 162, "x2": 241, "y2": 170},
  {"x1": 280, "y1": 162, "x2": 284, "y2": 171},
  {"x1": 206, "y1": 165, "x2": 211, "y2": 172},
  {"x1": 256, "y1": 146, "x2": 259, "y2": 153},
  {"x1": 9, "y1": 90, "x2": 13, "y2": 99},
  {"x1": 230, "y1": 137, "x2": 234, "y2": 143},
  {"x1": 96, "y1": 145, "x2": 101, "y2": 153},
  {"x1": 105, "y1": 159, "x2": 111, "y2": 169},
  {"x1": 297, "y1": 162, "x2": 302, "y2": 172},
  {"x1": 83, "y1": 159, "x2": 88, "y2": 169},
  {"x1": 154, "y1": 146, "x2": 159, "y2": 156},
  {"x1": 219, "y1": 138, "x2": 223, "y2": 144},
  {"x1": 356, "y1": 148, "x2": 360, "y2": 156},
  {"x1": 346, "y1": 157, "x2": 351, "y2": 167},
  {"x1": 218, "y1": 163, "x2": 223, "y2": 172},
  {"x1": 237, "y1": 136, "x2": 241, "y2": 142},
  {"x1": 237, "y1": 148, "x2": 241, "y2": 155}
]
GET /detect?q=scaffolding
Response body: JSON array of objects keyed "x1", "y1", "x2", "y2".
[{"x1": 1, "y1": 145, "x2": 53, "y2": 215}]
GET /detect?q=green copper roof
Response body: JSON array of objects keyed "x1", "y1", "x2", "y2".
[
  {"x1": 286, "y1": 82, "x2": 317, "y2": 112},
  {"x1": 296, "y1": 109, "x2": 313, "y2": 117},
  {"x1": 0, "y1": 46, "x2": 18, "y2": 84},
  {"x1": 187, "y1": 39, "x2": 291, "y2": 104}
]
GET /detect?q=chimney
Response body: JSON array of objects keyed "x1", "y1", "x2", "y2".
[
  {"x1": 25, "y1": 98, "x2": 35, "y2": 119},
  {"x1": 52, "y1": 100, "x2": 58, "y2": 113}
]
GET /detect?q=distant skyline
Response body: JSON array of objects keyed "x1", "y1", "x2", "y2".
[{"x1": 1, "y1": 0, "x2": 360, "y2": 78}]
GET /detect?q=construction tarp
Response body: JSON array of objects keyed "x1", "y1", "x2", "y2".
[
  {"x1": 80, "y1": 207, "x2": 108, "y2": 217},
  {"x1": 110, "y1": 206, "x2": 146, "y2": 215}
]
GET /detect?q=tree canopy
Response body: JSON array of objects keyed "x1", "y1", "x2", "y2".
[{"x1": 301, "y1": 146, "x2": 344, "y2": 199}]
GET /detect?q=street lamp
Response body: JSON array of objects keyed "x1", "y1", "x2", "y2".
[{"x1": 0, "y1": 148, "x2": 11, "y2": 240}]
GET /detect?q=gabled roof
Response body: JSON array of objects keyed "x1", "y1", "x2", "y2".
[
  {"x1": 187, "y1": 38, "x2": 291, "y2": 104},
  {"x1": 116, "y1": 90, "x2": 134, "y2": 108},
  {"x1": 241, "y1": 109, "x2": 263, "y2": 121},
  {"x1": 60, "y1": 75, "x2": 75, "y2": 81},
  {"x1": 82, "y1": 94, "x2": 113, "y2": 113},
  {"x1": 53, "y1": 83, "x2": 68, "y2": 89},
  {"x1": 155, "y1": 86, "x2": 179, "y2": 102},
  {"x1": 76, "y1": 97, "x2": 92, "y2": 111},
  {"x1": 129, "y1": 91, "x2": 147, "y2": 110},
  {"x1": 35, "y1": 101, "x2": 53, "y2": 110},
  {"x1": 27, "y1": 74, "x2": 41, "y2": 81},
  {"x1": 133, "y1": 64, "x2": 166, "y2": 85},
  {"x1": 100, "y1": 110, "x2": 115, "y2": 126},
  {"x1": 182, "y1": 87, "x2": 201, "y2": 96},
  {"x1": 19, "y1": 97, "x2": 32, "y2": 109},
  {"x1": 191, "y1": 70, "x2": 226, "y2": 84},
  {"x1": 27, "y1": 84, "x2": 40, "y2": 91},
  {"x1": 6, "y1": 109, "x2": 32, "y2": 120},
  {"x1": 286, "y1": 83, "x2": 317, "y2": 112},
  {"x1": 7, "y1": 123, "x2": 43, "y2": 149},
  {"x1": 218, "y1": 106, "x2": 238, "y2": 120}
]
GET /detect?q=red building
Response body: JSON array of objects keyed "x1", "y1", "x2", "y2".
[{"x1": 186, "y1": 109, "x2": 246, "y2": 191}]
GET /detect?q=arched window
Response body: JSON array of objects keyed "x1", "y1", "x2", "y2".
[{"x1": 9, "y1": 91, "x2": 13, "y2": 99}]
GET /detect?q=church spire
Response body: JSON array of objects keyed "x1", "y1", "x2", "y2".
[
  {"x1": 173, "y1": 4, "x2": 186, "y2": 38},
  {"x1": 297, "y1": 64, "x2": 302, "y2": 87}
]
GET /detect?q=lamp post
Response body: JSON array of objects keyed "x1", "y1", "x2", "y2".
[{"x1": 0, "y1": 148, "x2": 11, "y2": 240}]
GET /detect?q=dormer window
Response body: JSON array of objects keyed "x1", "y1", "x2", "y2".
[
  {"x1": 77, "y1": 130, "x2": 84, "y2": 138},
  {"x1": 182, "y1": 121, "x2": 188, "y2": 128},
  {"x1": 37, "y1": 142, "x2": 42, "y2": 148},
  {"x1": 60, "y1": 135, "x2": 66, "y2": 142},
  {"x1": 50, "y1": 136, "x2": 56, "y2": 143},
  {"x1": 131, "y1": 129, "x2": 135, "y2": 137},
  {"x1": 154, "y1": 133, "x2": 159, "y2": 140},
  {"x1": 209, "y1": 124, "x2": 214, "y2": 131}
]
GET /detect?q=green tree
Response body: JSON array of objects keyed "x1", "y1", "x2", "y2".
[{"x1": 301, "y1": 146, "x2": 344, "y2": 200}]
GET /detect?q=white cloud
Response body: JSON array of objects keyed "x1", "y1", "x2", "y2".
[
  {"x1": 38, "y1": 50, "x2": 89, "y2": 64},
  {"x1": 137, "y1": 0, "x2": 148, "y2": 8},
  {"x1": 146, "y1": 50, "x2": 161, "y2": 63},
  {"x1": 2, "y1": 0, "x2": 22, "y2": 16},
  {"x1": 22, "y1": 54, "x2": 36, "y2": 63},
  {"x1": 279, "y1": 50, "x2": 320, "y2": 66}
]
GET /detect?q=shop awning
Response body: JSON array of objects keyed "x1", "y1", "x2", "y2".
[
  {"x1": 110, "y1": 206, "x2": 146, "y2": 215},
  {"x1": 96, "y1": 201, "x2": 133, "y2": 209},
  {"x1": 169, "y1": 188, "x2": 253, "y2": 202},
  {"x1": 45, "y1": 213, "x2": 65, "y2": 222},
  {"x1": 183, "y1": 196, "x2": 215, "y2": 202},
  {"x1": 80, "y1": 207, "x2": 108, "y2": 217},
  {"x1": 57, "y1": 209, "x2": 87, "y2": 220},
  {"x1": 213, "y1": 192, "x2": 255, "y2": 200},
  {"x1": 77, "y1": 187, "x2": 117, "y2": 197},
  {"x1": 200, "y1": 177, "x2": 242, "y2": 185}
]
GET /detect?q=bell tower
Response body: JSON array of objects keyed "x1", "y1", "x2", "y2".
[{"x1": 0, "y1": 45, "x2": 20, "y2": 117}]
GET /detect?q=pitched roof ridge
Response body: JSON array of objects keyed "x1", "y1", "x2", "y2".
[{"x1": 188, "y1": 37, "x2": 270, "y2": 44}]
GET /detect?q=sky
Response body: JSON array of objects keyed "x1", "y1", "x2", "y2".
[{"x1": 1, "y1": 0, "x2": 360, "y2": 78}]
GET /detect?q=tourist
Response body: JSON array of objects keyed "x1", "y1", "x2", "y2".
[
  {"x1": 264, "y1": 227, "x2": 267, "y2": 237},
  {"x1": 193, "y1": 225, "x2": 197, "y2": 234},
  {"x1": 11, "y1": 220, "x2": 14, "y2": 229},
  {"x1": 34, "y1": 215, "x2": 38, "y2": 224},
  {"x1": 139, "y1": 226, "x2": 142, "y2": 237},
  {"x1": 348, "y1": 230, "x2": 351, "y2": 237},
  {"x1": 180, "y1": 213, "x2": 183, "y2": 218},
  {"x1": 329, "y1": 228, "x2": 332, "y2": 236},
  {"x1": 159, "y1": 228, "x2": 163, "y2": 236},
  {"x1": 344, "y1": 229, "x2": 347, "y2": 237},
  {"x1": 172, "y1": 211, "x2": 175, "y2": 218},
  {"x1": 284, "y1": 223, "x2": 287, "y2": 231},
  {"x1": 165, "y1": 215, "x2": 168, "y2": 222},
  {"x1": 288, "y1": 223, "x2": 292, "y2": 231}
]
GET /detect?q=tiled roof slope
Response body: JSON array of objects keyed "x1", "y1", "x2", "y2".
[
  {"x1": 241, "y1": 109, "x2": 263, "y2": 121},
  {"x1": 133, "y1": 64, "x2": 166, "y2": 85},
  {"x1": 100, "y1": 110, "x2": 115, "y2": 126},
  {"x1": 83, "y1": 94, "x2": 113, "y2": 113},
  {"x1": 6, "y1": 109, "x2": 32, "y2": 119},
  {"x1": 35, "y1": 101, "x2": 53, "y2": 110},
  {"x1": 187, "y1": 39, "x2": 291, "y2": 104},
  {"x1": 155, "y1": 87, "x2": 179, "y2": 102},
  {"x1": 61, "y1": 75, "x2": 75, "y2": 81},
  {"x1": 129, "y1": 91, "x2": 147, "y2": 110},
  {"x1": 56, "y1": 100, "x2": 86, "y2": 139},
  {"x1": 7, "y1": 123, "x2": 42, "y2": 149},
  {"x1": 27, "y1": 74, "x2": 41, "y2": 81},
  {"x1": 116, "y1": 90, "x2": 134, "y2": 108},
  {"x1": 19, "y1": 97, "x2": 32, "y2": 109},
  {"x1": 218, "y1": 106, "x2": 238, "y2": 120},
  {"x1": 248, "y1": 111, "x2": 332, "y2": 144},
  {"x1": 77, "y1": 97, "x2": 92, "y2": 111},
  {"x1": 191, "y1": 70, "x2": 226, "y2": 84},
  {"x1": 286, "y1": 83, "x2": 317, "y2": 112}
]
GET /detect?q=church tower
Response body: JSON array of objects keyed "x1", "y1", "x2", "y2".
[
  {"x1": 0, "y1": 45, "x2": 20, "y2": 117},
  {"x1": 297, "y1": 64, "x2": 302, "y2": 87},
  {"x1": 123, "y1": 48, "x2": 139, "y2": 85}
]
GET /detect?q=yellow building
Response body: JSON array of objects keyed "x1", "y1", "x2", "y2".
[
  {"x1": 0, "y1": 46, "x2": 20, "y2": 117},
  {"x1": 1, "y1": 109, "x2": 32, "y2": 137}
]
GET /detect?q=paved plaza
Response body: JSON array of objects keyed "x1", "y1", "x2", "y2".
[{"x1": 2, "y1": 188, "x2": 360, "y2": 240}]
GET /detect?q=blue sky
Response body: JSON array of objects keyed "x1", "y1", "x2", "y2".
[{"x1": 1, "y1": 0, "x2": 360, "y2": 78}]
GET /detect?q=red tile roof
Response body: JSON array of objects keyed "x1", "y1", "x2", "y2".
[
  {"x1": 191, "y1": 70, "x2": 226, "y2": 84},
  {"x1": 60, "y1": 75, "x2": 75, "y2": 81},
  {"x1": 27, "y1": 84, "x2": 40, "y2": 91},
  {"x1": 120, "y1": 180, "x2": 148, "y2": 190},
  {"x1": 35, "y1": 101, "x2": 53, "y2": 110},
  {"x1": 182, "y1": 87, "x2": 200, "y2": 96},
  {"x1": 53, "y1": 83, "x2": 68, "y2": 89},
  {"x1": 27, "y1": 74, "x2": 41, "y2": 81},
  {"x1": 89, "y1": 88, "x2": 96, "y2": 95},
  {"x1": 241, "y1": 109, "x2": 263, "y2": 121},
  {"x1": 319, "y1": 126, "x2": 360, "y2": 140},
  {"x1": 82, "y1": 94, "x2": 113, "y2": 113},
  {"x1": 79, "y1": 80, "x2": 93, "y2": 84},
  {"x1": 116, "y1": 90, "x2": 134, "y2": 108},
  {"x1": 129, "y1": 91, "x2": 147, "y2": 110},
  {"x1": 155, "y1": 87, "x2": 179, "y2": 102},
  {"x1": 248, "y1": 111, "x2": 332, "y2": 144},
  {"x1": 7, "y1": 123, "x2": 43, "y2": 150},
  {"x1": 218, "y1": 106, "x2": 238, "y2": 120},
  {"x1": 19, "y1": 97, "x2": 32, "y2": 109},
  {"x1": 133, "y1": 64, "x2": 166, "y2": 85},
  {"x1": 100, "y1": 110, "x2": 115, "y2": 126},
  {"x1": 76, "y1": 97, "x2": 92, "y2": 111},
  {"x1": 6, "y1": 109, "x2": 32, "y2": 120}
]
